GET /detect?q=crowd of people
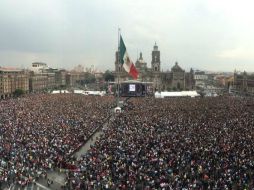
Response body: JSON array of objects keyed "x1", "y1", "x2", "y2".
[
  {"x1": 65, "y1": 96, "x2": 254, "y2": 189},
  {"x1": 0, "y1": 94, "x2": 114, "y2": 188},
  {"x1": 1, "y1": 94, "x2": 254, "y2": 189}
]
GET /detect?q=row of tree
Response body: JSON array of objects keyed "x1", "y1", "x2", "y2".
[{"x1": 79, "y1": 70, "x2": 115, "y2": 85}]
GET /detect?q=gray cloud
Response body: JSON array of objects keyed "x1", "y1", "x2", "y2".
[{"x1": 0, "y1": 0, "x2": 253, "y2": 72}]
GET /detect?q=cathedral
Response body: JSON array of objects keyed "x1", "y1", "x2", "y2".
[{"x1": 114, "y1": 43, "x2": 194, "y2": 91}]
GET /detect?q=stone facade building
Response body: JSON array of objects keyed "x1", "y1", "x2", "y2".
[
  {"x1": 29, "y1": 72, "x2": 56, "y2": 92},
  {"x1": 29, "y1": 73, "x2": 48, "y2": 92},
  {"x1": 233, "y1": 71, "x2": 254, "y2": 95},
  {"x1": 66, "y1": 72, "x2": 85, "y2": 87},
  {"x1": 0, "y1": 68, "x2": 29, "y2": 99},
  {"x1": 194, "y1": 71, "x2": 208, "y2": 87},
  {"x1": 114, "y1": 43, "x2": 194, "y2": 91},
  {"x1": 55, "y1": 69, "x2": 67, "y2": 87},
  {"x1": 29, "y1": 63, "x2": 67, "y2": 92}
]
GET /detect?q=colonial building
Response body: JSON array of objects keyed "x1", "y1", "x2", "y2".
[
  {"x1": 29, "y1": 73, "x2": 48, "y2": 92},
  {"x1": 29, "y1": 63, "x2": 68, "y2": 92},
  {"x1": 194, "y1": 71, "x2": 208, "y2": 87},
  {"x1": 66, "y1": 72, "x2": 85, "y2": 87},
  {"x1": 29, "y1": 72, "x2": 56, "y2": 92},
  {"x1": 55, "y1": 69, "x2": 67, "y2": 87},
  {"x1": 0, "y1": 68, "x2": 29, "y2": 99},
  {"x1": 114, "y1": 43, "x2": 194, "y2": 91},
  {"x1": 31, "y1": 62, "x2": 48, "y2": 73},
  {"x1": 233, "y1": 71, "x2": 254, "y2": 95}
]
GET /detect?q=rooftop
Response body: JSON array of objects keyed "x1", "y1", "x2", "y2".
[
  {"x1": 171, "y1": 62, "x2": 184, "y2": 72},
  {"x1": 0, "y1": 67, "x2": 22, "y2": 72}
]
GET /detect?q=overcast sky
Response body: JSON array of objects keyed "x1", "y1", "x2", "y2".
[{"x1": 0, "y1": 0, "x2": 254, "y2": 72}]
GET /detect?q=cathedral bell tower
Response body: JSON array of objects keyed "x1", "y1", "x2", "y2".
[
  {"x1": 115, "y1": 51, "x2": 123, "y2": 73},
  {"x1": 151, "y1": 42, "x2": 160, "y2": 72}
]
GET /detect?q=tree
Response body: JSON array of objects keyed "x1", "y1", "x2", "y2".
[
  {"x1": 14, "y1": 89, "x2": 25, "y2": 97},
  {"x1": 80, "y1": 72, "x2": 96, "y2": 84},
  {"x1": 103, "y1": 70, "x2": 115, "y2": 82},
  {"x1": 167, "y1": 87, "x2": 172, "y2": 91}
]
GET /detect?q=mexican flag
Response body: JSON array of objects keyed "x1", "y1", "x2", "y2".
[{"x1": 119, "y1": 35, "x2": 139, "y2": 79}]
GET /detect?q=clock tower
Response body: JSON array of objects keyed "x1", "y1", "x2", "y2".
[{"x1": 151, "y1": 42, "x2": 160, "y2": 72}]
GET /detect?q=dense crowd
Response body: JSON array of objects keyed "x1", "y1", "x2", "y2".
[
  {"x1": 1, "y1": 94, "x2": 254, "y2": 189},
  {"x1": 66, "y1": 96, "x2": 254, "y2": 189},
  {"x1": 0, "y1": 94, "x2": 113, "y2": 188}
]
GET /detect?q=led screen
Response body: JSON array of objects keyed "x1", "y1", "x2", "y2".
[{"x1": 129, "y1": 84, "x2": 136, "y2": 92}]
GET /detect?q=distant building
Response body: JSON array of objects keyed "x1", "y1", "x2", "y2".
[
  {"x1": 55, "y1": 69, "x2": 67, "y2": 87},
  {"x1": 0, "y1": 67, "x2": 29, "y2": 99},
  {"x1": 31, "y1": 62, "x2": 48, "y2": 73},
  {"x1": 94, "y1": 71, "x2": 103, "y2": 81},
  {"x1": 114, "y1": 43, "x2": 194, "y2": 91},
  {"x1": 233, "y1": 71, "x2": 254, "y2": 95},
  {"x1": 29, "y1": 73, "x2": 48, "y2": 92},
  {"x1": 135, "y1": 52, "x2": 147, "y2": 72},
  {"x1": 29, "y1": 72, "x2": 56, "y2": 92},
  {"x1": 29, "y1": 63, "x2": 63, "y2": 92},
  {"x1": 72, "y1": 65, "x2": 84, "y2": 73},
  {"x1": 194, "y1": 71, "x2": 208, "y2": 87},
  {"x1": 66, "y1": 72, "x2": 85, "y2": 87}
]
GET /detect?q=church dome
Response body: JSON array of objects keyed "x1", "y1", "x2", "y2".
[
  {"x1": 171, "y1": 62, "x2": 184, "y2": 72},
  {"x1": 135, "y1": 52, "x2": 147, "y2": 70},
  {"x1": 138, "y1": 52, "x2": 145, "y2": 64}
]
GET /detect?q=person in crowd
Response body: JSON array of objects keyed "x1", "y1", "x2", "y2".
[
  {"x1": 0, "y1": 93, "x2": 114, "y2": 188},
  {"x1": 1, "y1": 94, "x2": 254, "y2": 189},
  {"x1": 66, "y1": 96, "x2": 254, "y2": 189}
]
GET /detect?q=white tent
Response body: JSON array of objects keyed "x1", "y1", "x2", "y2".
[
  {"x1": 74, "y1": 90, "x2": 106, "y2": 96},
  {"x1": 155, "y1": 91, "x2": 199, "y2": 98},
  {"x1": 74, "y1": 90, "x2": 84, "y2": 94},
  {"x1": 51, "y1": 90, "x2": 70, "y2": 94},
  {"x1": 154, "y1": 91, "x2": 162, "y2": 98}
]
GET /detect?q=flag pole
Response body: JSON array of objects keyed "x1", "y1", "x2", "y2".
[{"x1": 117, "y1": 28, "x2": 120, "y2": 107}]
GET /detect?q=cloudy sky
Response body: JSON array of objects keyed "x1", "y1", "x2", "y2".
[{"x1": 0, "y1": 0, "x2": 254, "y2": 72}]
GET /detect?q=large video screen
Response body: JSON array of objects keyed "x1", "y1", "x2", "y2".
[
  {"x1": 129, "y1": 84, "x2": 136, "y2": 92},
  {"x1": 120, "y1": 83, "x2": 146, "y2": 97}
]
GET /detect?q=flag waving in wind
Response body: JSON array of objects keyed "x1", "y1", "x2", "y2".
[{"x1": 119, "y1": 35, "x2": 139, "y2": 79}]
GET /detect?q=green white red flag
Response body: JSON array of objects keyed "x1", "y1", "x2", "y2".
[{"x1": 119, "y1": 35, "x2": 138, "y2": 79}]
